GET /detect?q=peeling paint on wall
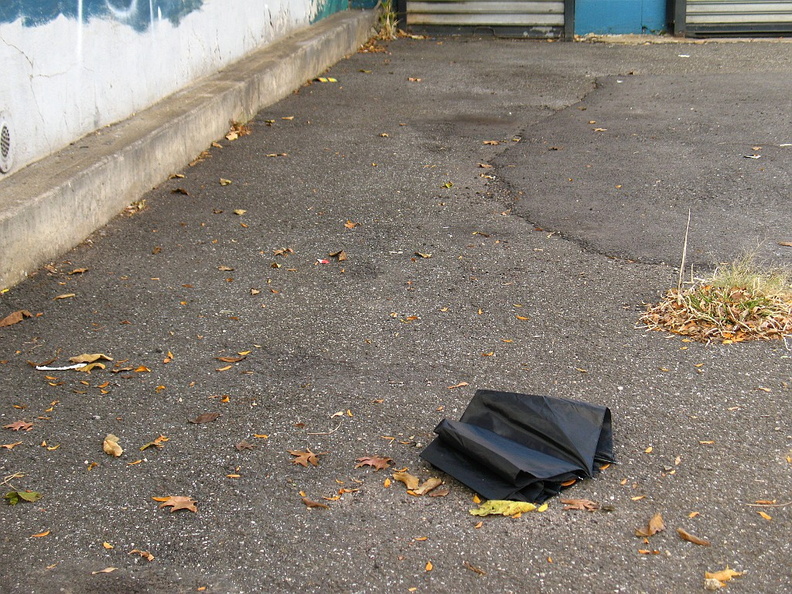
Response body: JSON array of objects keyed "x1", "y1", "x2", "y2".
[
  {"x1": 0, "y1": 0, "x2": 350, "y2": 176},
  {"x1": 0, "y1": 1, "x2": 204, "y2": 31}
]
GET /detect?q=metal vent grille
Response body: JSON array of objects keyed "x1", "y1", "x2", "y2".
[{"x1": 0, "y1": 112, "x2": 12, "y2": 173}]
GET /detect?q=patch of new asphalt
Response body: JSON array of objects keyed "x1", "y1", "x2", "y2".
[{"x1": 1, "y1": 36, "x2": 791, "y2": 593}]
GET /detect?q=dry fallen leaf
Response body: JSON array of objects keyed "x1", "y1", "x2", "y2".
[
  {"x1": 69, "y1": 353, "x2": 113, "y2": 364},
  {"x1": 188, "y1": 412, "x2": 221, "y2": 424},
  {"x1": 393, "y1": 471, "x2": 420, "y2": 490},
  {"x1": 635, "y1": 513, "x2": 665, "y2": 537},
  {"x1": 1, "y1": 442, "x2": 23, "y2": 449},
  {"x1": 463, "y1": 560, "x2": 486, "y2": 575},
  {"x1": 154, "y1": 495, "x2": 198, "y2": 512},
  {"x1": 129, "y1": 549, "x2": 155, "y2": 561},
  {"x1": 301, "y1": 496, "x2": 329, "y2": 509},
  {"x1": 561, "y1": 498, "x2": 600, "y2": 511},
  {"x1": 469, "y1": 500, "x2": 544, "y2": 517},
  {"x1": 139, "y1": 435, "x2": 169, "y2": 451},
  {"x1": 355, "y1": 456, "x2": 393, "y2": 471},
  {"x1": 289, "y1": 448, "x2": 322, "y2": 467},
  {"x1": 31, "y1": 530, "x2": 51, "y2": 538},
  {"x1": 428, "y1": 486, "x2": 450, "y2": 498},
  {"x1": 705, "y1": 566, "x2": 744, "y2": 588},
  {"x1": 413, "y1": 478, "x2": 443, "y2": 496},
  {"x1": 4, "y1": 420, "x2": 33, "y2": 431},
  {"x1": 757, "y1": 511, "x2": 772, "y2": 521},
  {"x1": 91, "y1": 567, "x2": 117, "y2": 575},
  {"x1": 425, "y1": 561, "x2": 433, "y2": 572},
  {"x1": 235, "y1": 440, "x2": 256, "y2": 451},
  {"x1": 677, "y1": 527, "x2": 711, "y2": 546},
  {"x1": 0, "y1": 310, "x2": 32, "y2": 328},
  {"x1": 102, "y1": 434, "x2": 123, "y2": 457}
]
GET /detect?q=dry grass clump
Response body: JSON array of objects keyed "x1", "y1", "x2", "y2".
[{"x1": 640, "y1": 256, "x2": 792, "y2": 343}]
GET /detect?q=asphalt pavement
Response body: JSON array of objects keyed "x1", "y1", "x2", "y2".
[{"x1": 1, "y1": 34, "x2": 791, "y2": 593}]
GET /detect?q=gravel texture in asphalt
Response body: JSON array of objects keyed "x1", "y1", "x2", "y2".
[{"x1": 1, "y1": 36, "x2": 791, "y2": 594}]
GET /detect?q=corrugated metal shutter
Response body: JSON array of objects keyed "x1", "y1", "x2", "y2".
[
  {"x1": 683, "y1": 0, "x2": 792, "y2": 34},
  {"x1": 406, "y1": 0, "x2": 567, "y2": 38}
]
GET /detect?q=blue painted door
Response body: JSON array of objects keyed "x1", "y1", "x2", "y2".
[{"x1": 575, "y1": 0, "x2": 667, "y2": 34}]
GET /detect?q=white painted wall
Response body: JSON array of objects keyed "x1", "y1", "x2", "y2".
[{"x1": 0, "y1": 0, "x2": 331, "y2": 176}]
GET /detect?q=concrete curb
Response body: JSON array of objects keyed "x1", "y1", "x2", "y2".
[{"x1": 0, "y1": 9, "x2": 378, "y2": 290}]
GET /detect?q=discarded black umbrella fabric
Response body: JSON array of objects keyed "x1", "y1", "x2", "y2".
[{"x1": 420, "y1": 389, "x2": 615, "y2": 503}]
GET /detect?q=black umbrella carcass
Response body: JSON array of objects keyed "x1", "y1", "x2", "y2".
[{"x1": 420, "y1": 389, "x2": 615, "y2": 503}]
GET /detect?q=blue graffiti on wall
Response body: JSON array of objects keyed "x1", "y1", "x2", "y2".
[{"x1": 0, "y1": 1, "x2": 204, "y2": 31}]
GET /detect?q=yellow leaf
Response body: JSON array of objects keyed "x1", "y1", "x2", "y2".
[
  {"x1": 219, "y1": 178, "x2": 232, "y2": 186},
  {"x1": 470, "y1": 500, "x2": 537, "y2": 517},
  {"x1": 635, "y1": 513, "x2": 665, "y2": 537},
  {"x1": 515, "y1": 315, "x2": 530, "y2": 321},
  {"x1": 383, "y1": 478, "x2": 391, "y2": 488},
  {"x1": 31, "y1": 530, "x2": 50, "y2": 538},
  {"x1": 253, "y1": 434, "x2": 269, "y2": 439},
  {"x1": 53, "y1": 293, "x2": 76, "y2": 300},
  {"x1": 393, "y1": 471, "x2": 420, "y2": 490},
  {"x1": 102, "y1": 542, "x2": 114, "y2": 549},
  {"x1": 757, "y1": 511, "x2": 772, "y2": 521},
  {"x1": 705, "y1": 567, "x2": 744, "y2": 582},
  {"x1": 472, "y1": 494, "x2": 482, "y2": 504},
  {"x1": 688, "y1": 511, "x2": 700, "y2": 518},
  {"x1": 474, "y1": 521, "x2": 483, "y2": 529},
  {"x1": 102, "y1": 434, "x2": 123, "y2": 457},
  {"x1": 644, "y1": 446, "x2": 653, "y2": 453},
  {"x1": 425, "y1": 561, "x2": 433, "y2": 571},
  {"x1": 69, "y1": 353, "x2": 113, "y2": 364}
]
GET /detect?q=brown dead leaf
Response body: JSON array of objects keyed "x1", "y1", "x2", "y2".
[
  {"x1": 1, "y1": 441, "x2": 23, "y2": 449},
  {"x1": 677, "y1": 527, "x2": 711, "y2": 546},
  {"x1": 4, "y1": 420, "x2": 33, "y2": 431},
  {"x1": 188, "y1": 412, "x2": 220, "y2": 424},
  {"x1": 102, "y1": 434, "x2": 123, "y2": 457},
  {"x1": 355, "y1": 456, "x2": 393, "y2": 471},
  {"x1": 447, "y1": 381, "x2": 469, "y2": 389},
  {"x1": 413, "y1": 477, "x2": 443, "y2": 496},
  {"x1": 129, "y1": 549, "x2": 155, "y2": 561},
  {"x1": 0, "y1": 310, "x2": 32, "y2": 328},
  {"x1": 91, "y1": 567, "x2": 117, "y2": 575},
  {"x1": 393, "y1": 471, "x2": 420, "y2": 490},
  {"x1": 53, "y1": 294, "x2": 75, "y2": 300},
  {"x1": 344, "y1": 220, "x2": 360, "y2": 229},
  {"x1": 155, "y1": 495, "x2": 197, "y2": 512},
  {"x1": 69, "y1": 353, "x2": 113, "y2": 364},
  {"x1": 561, "y1": 498, "x2": 600, "y2": 511},
  {"x1": 139, "y1": 435, "x2": 169, "y2": 451},
  {"x1": 778, "y1": 241, "x2": 792, "y2": 247},
  {"x1": 289, "y1": 448, "x2": 322, "y2": 467},
  {"x1": 215, "y1": 355, "x2": 246, "y2": 363},
  {"x1": 235, "y1": 440, "x2": 256, "y2": 451},
  {"x1": 329, "y1": 250, "x2": 347, "y2": 262},
  {"x1": 31, "y1": 530, "x2": 50, "y2": 538},
  {"x1": 635, "y1": 513, "x2": 665, "y2": 537},
  {"x1": 483, "y1": 140, "x2": 500, "y2": 145},
  {"x1": 301, "y1": 496, "x2": 329, "y2": 509},
  {"x1": 463, "y1": 560, "x2": 486, "y2": 575},
  {"x1": 428, "y1": 486, "x2": 450, "y2": 498}
]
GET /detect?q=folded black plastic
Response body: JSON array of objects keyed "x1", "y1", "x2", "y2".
[{"x1": 420, "y1": 389, "x2": 615, "y2": 503}]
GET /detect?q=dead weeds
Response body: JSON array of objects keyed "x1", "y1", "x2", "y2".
[{"x1": 640, "y1": 256, "x2": 792, "y2": 343}]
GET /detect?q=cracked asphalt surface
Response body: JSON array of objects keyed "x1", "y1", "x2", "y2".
[{"x1": 1, "y1": 36, "x2": 791, "y2": 593}]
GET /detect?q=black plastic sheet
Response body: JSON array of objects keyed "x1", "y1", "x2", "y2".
[{"x1": 420, "y1": 389, "x2": 615, "y2": 503}]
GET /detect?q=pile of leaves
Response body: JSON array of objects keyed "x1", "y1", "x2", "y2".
[{"x1": 640, "y1": 259, "x2": 792, "y2": 343}]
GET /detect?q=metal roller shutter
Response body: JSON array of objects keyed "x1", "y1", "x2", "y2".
[
  {"x1": 405, "y1": 0, "x2": 570, "y2": 38},
  {"x1": 677, "y1": 0, "x2": 792, "y2": 34}
]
